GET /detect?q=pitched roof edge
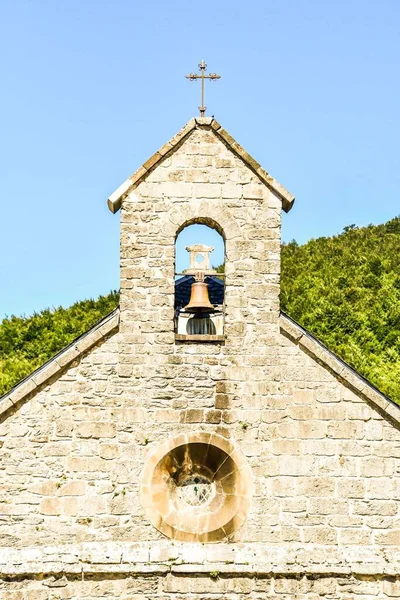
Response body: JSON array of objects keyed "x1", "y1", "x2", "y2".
[
  {"x1": 210, "y1": 119, "x2": 295, "y2": 213},
  {"x1": 279, "y1": 312, "x2": 400, "y2": 426},
  {"x1": 0, "y1": 308, "x2": 120, "y2": 420},
  {"x1": 107, "y1": 118, "x2": 197, "y2": 213},
  {"x1": 107, "y1": 117, "x2": 295, "y2": 214}
]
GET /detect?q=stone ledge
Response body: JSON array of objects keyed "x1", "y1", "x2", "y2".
[
  {"x1": 0, "y1": 542, "x2": 399, "y2": 578},
  {"x1": 280, "y1": 312, "x2": 400, "y2": 425},
  {"x1": 0, "y1": 309, "x2": 120, "y2": 419},
  {"x1": 175, "y1": 334, "x2": 225, "y2": 343}
]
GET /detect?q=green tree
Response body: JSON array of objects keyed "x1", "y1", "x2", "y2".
[
  {"x1": 0, "y1": 292, "x2": 119, "y2": 396},
  {"x1": 281, "y1": 216, "x2": 400, "y2": 402}
]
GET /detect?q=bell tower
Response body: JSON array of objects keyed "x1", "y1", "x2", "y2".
[
  {"x1": 108, "y1": 115, "x2": 294, "y2": 544},
  {"x1": 109, "y1": 116, "x2": 293, "y2": 353}
]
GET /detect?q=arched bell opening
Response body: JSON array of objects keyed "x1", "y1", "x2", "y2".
[{"x1": 175, "y1": 222, "x2": 225, "y2": 337}]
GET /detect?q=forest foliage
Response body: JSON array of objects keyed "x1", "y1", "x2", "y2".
[
  {"x1": 0, "y1": 292, "x2": 119, "y2": 396},
  {"x1": 281, "y1": 217, "x2": 400, "y2": 402},
  {"x1": 1, "y1": 217, "x2": 399, "y2": 403}
]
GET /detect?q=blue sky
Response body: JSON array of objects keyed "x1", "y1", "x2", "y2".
[{"x1": 1, "y1": 0, "x2": 399, "y2": 319}]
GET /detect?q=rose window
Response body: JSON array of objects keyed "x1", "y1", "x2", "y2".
[
  {"x1": 140, "y1": 432, "x2": 253, "y2": 542},
  {"x1": 177, "y1": 474, "x2": 215, "y2": 507}
]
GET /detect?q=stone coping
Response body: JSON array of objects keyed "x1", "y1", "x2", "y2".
[
  {"x1": 280, "y1": 312, "x2": 400, "y2": 426},
  {"x1": 0, "y1": 542, "x2": 399, "y2": 577},
  {"x1": 0, "y1": 309, "x2": 120, "y2": 420},
  {"x1": 107, "y1": 117, "x2": 295, "y2": 214}
]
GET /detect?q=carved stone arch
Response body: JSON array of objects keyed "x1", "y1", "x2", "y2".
[
  {"x1": 172, "y1": 204, "x2": 228, "y2": 338},
  {"x1": 168, "y1": 202, "x2": 240, "y2": 242}
]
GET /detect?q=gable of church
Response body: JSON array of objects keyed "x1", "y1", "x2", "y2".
[{"x1": 1, "y1": 117, "x2": 399, "y2": 599}]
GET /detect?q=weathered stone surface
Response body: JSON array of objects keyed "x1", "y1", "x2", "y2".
[{"x1": 1, "y1": 122, "x2": 399, "y2": 598}]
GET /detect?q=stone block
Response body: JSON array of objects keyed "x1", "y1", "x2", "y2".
[
  {"x1": 297, "y1": 477, "x2": 335, "y2": 497},
  {"x1": 179, "y1": 409, "x2": 204, "y2": 423},
  {"x1": 40, "y1": 498, "x2": 61, "y2": 516},
  {"x1": 354, "y1": 500, "x2": 398, "y2": 516},
  {"x1": 30, "y1": 481, "x2": 59, "y2": 496},
  {"x1": 58, "y1": 481, "x2": 86, "y2": 496},
  {"x1": 340, "y1": 528, "x2": 371, "y2": 545},
  {"x1": 66, "y1": 457, "x2": 108, "y2": 473},
  {"x1": 76, "y1": 422, "x2": 116, "y2": 439},
  {"x1": 163, "y1": 574, "x2": 190, "y2": 593},
  {"x1": 279, "y1": 456, "x2": 316, "y2": 476},
  {"x1": 336, "y1": 479, "x2": 365, "y2": 499},
  {"x1": 303, "y1": 526, "x2": 338, "y2": 544},
  {"x1": 60, "y1": 497, "x2": 79, "y2": 516},
  {"x1": 383, "y1": 579, "x2": 400, "y2": 597},
  {"x1": 375, "y1": 529, "x2": 400, "y2": 546},
  {"x1": 99, "y1": 444, "x2": 120, "y2": 460}
]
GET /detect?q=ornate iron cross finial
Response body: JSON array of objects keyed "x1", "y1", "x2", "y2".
[{"x1": 185, "y1": 60, "x2": 221, "y2": 117}]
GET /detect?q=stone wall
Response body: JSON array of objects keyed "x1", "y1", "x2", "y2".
[
  {"x1": 1, "y1": 574, "x2": 399, "y2": 599},
  {"x1": 1, "y1": 323, "x2": 399, "y2": 551},
  {"x1": 0, "y1": 119, "x2": 399, "y2": 595}
]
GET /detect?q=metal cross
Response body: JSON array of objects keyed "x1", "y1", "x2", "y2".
[{"x1": 185, "y1": 60, "x2": 221, "y2": 117}]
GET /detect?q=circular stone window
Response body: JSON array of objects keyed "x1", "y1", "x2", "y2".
[{"x1": 140, "y1": 432, "x2": 253, "y2": 542}]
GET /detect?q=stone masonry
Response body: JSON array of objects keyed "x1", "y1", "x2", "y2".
[{"x1": 0, "y1": 117, "x2": 399, "y2": 598}]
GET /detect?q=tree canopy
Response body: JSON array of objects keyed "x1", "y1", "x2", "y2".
[
  {"x1": 0, "y1": 292, "x2": 119, "y2": 396},
  {"x1": 281, "y1": 217, "x2": 400, "y2": 402},
  {"x1": 1, "y1": 216, "x2": 399, "y2": 403}
]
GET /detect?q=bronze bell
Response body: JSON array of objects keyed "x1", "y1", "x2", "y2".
[{"x1": 184, "y1": 281, "x2": 216, "y2": 314}]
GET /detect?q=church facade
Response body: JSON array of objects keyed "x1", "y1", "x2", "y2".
[{"x1": 0, "y1": 117, "x2": 399, "y2": 599}]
